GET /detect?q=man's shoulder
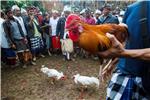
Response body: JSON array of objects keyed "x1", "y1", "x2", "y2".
[
  {"x1": 0, "y1": 18, "x2": 5, "y2": 23},
  {"x1": 108, "y1": 14, "x2": 118, "y2": 21},
  {"x1": 58, "y1": 17, "x2": 66, "y2": 21},
  {"x1": 128, "y1": 1, "x2": 139, "y2": 8}
]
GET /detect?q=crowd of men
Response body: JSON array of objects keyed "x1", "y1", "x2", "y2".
[
  {"x1": 1, "y1": 1, "x2": 150, "y2": 99},
  {"x1": 1, "y1": 4, "x2": 124, "y2": 68}
]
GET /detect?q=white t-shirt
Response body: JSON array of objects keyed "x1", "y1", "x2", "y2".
[
  {"x1": 0, "y1": 18, "x2": 9, "y2": 48},
  {"x1": 49, "y1": 17, "x2": 59, "y2": 36},
  {"x1": 118, "y1": 16, "x2": 123, "y2": 24}
]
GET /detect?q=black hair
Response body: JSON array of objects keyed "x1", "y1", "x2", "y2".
[
  {"x1": 1, "y1": 11, "x2": 5, "y2": 18},
  {"x1": 5, "y1": 6, "x2": 12, "y2": 15}
]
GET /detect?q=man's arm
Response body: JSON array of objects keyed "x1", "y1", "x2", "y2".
[
  {"x1": 98, "y1": 33, "x2": 150, "y2": 61},
  {"x1": 121, "y1": 48, "x2": 150, "y2": 61}
]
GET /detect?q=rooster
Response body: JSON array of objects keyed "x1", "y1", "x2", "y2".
[
  {"x1": 65, "y1": 14, "x2": 128, "y2": 83},
  {"x1": 41, "y1": 65, "x2": 66, "y2": 84},
  {"x1": 73, "y1": 74, "x2": 99, "y2": 88},
  {"x1": 73, "y1": 74, "x2": 99, "y2": 99}
]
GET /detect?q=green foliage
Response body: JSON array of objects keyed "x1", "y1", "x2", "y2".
[{"x1": 1, "y1": 0, "x2": 45, "y2": 12}]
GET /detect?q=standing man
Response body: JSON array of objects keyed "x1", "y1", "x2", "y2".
[
  {"x1": 82, "y1": 8, "x2": 96, "y2": 25},
  {"x1": 56, "y1": 9, "x2": 71, "y2": 60},
  {"x1": 98, "y1": 1, "x2": 150, "y2": 99},
  {"x1": 12, "y1": 5, "x2": 36, "y2": 66},
  {"x1": 3, "y1": 7, "x2": 32, "y2": 68},
  {"x1": 49, "y1": 10, "x2": 60, "y2": 54},
  {"x1": 42, "y1": 13, "x2": 52, "y2": 56},
  {"x1": 98, "y1": 4, "x2": 119, "y2": 24},
  {"x1": 25, "y1": 6, "x2": 45, "y2": 62},
  {"x1": 56, "y1": 9, "x2": 70, "y2": 40},
  {"x1": 1, "y1": 11, "x2": 17, "y2": 67}
]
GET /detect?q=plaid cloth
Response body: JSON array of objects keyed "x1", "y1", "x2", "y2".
[{"x1": 106, "y1": 69, "x2": 148, "y2": 100}]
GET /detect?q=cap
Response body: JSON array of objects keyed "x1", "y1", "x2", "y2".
[{"x1": 12, "y1": 5, "x2": 20, "y2": 11}]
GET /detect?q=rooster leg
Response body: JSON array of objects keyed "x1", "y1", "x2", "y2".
[
  {"x1": 99, "y1": 65, "x2": 103, "y2": 86},
  {"x1": 99, "y1": 59, "x2": 112, "y2": 83},
  {"x1": 78, "y1": 86, "x2": 85, "y2": 99},
  {"x1": 102, "y1": 59, "x2": 112, "y2": 73},
  {"x1": 102, "y1": 58, "x2": 119, "y2": 77},
  {"x1": 51, "y1": 77, "x2": 55, "y2": 85}
]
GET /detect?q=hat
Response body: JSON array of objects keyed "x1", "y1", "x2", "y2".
[
  {"x1": 74, "y1": 8, "x2": 80, "y2": 12},
  {"x1": 52, "y1": 10, "x2": 58, "y2": 13},
  {"x1": 63, "y1": 5, "x2": 71, "y2": 12},
  {"x1": 80, "y1": 9, "x2": 85, "y2": 14},
  {"x1": 12, "y1": 5, "x2": 20, "y2": 11},
  {"x1": 120, "y1": 10, "x2": 125, "y2": 16},
  {"x1": 85, "y1": 8, "x2": 91, "y2": 13},
  {"x1": 21, "y1": 8, "x2": 27, "y2": 13},
  {"x1": 95, "y1": 9, "x2": 101, "y2": 14},
  {"x1": 103, "y1": 4, "x2": 111, "y2": 10}
]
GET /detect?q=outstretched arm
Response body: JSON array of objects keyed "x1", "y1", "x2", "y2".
[
  {"x1": 98, "y1": 33, "x2": 150, "y2": 61},
  {"x1": 121, "y1": 48, "x2": 150, "y2": 61}
]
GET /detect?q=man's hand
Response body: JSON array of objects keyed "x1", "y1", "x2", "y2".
[
  {"x1": 30, "y1": 15, "x2": 34, "y2": 21},
  {"x1": 11, "y1": 44, "x2": 16, "y2": 49},
  {"x1": 98, "y1": 33, "x2": 125, "y2": 58},
  {"x1": 23, "y1": 38, "x2": 28, "y2": 44}
]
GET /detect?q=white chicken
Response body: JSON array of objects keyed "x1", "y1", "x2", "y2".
[
  {"x1": 73, "y1": 74, "x2": 100, "y2": 99},
  {"x1": 41, "y1": 65, "x2": 66, "y2": 84},
  {"x1": 73, "y1": 74, "x2": 100, "y2": 88}
]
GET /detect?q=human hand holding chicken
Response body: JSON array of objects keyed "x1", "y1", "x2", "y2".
[
  {"x1": 65, "y1": 14, "x2": 129, "y2": 84},
  {"x1": 97, "y1": 33, "x2": 124, "y2": 81},
  {"x1": 98, "y1": 33, "x2": 125, "y2": 58},
  {"x1": 98, "y1": 32, "x2": 150, "y2": 81}
]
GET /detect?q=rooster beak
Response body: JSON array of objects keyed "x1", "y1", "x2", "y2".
[
  {"x1": 72, "y1": 76, "x2": 75, "y2": 79},
  {"x1": 61, "y1": 76, "x2": 67, "y2": 80}
]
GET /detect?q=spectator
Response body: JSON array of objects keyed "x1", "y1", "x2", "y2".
[
  {"x1": 82, "y1": 8, "x2": 95, "y2": 25},
  {"x1": 80, "y1": 9, "x2": 86, "y2": 19},
  {"x1": 21, "y1": 8, "x2": 28, "y2": 24},
  {"x1": 56, "y1": 8, "x2": 71, "y2": 60},
  {"x1": 94, "y1": 9, "x2": 101, "y2": 24},
  {"x1": 41, "y1": 13, "x2": 52, "y2": 56},
  {"x1": 0, "y1": 11, "x2": 17, "y2": 68},
  {"x1": 73, "y1": 8, "x2": 80, "y2": 15},
  {"x1": 37, "y1": 11, "x2": 43, "y2": 26},
  {"x1": 56, "y1": 10, "x2": 70, "y2": 40},
  {"x1": 3, "y1": 6, "x2": 33, "y2": 68},
  {"x1": 21, "y1": 8, "x2": 28, "y2": 17},
  {"x1": 13, "y1": 5, "x2": 36, "y2": 66},
  {"x1": 98, "y1": 4, "x2": 119, "y2": 24},
  {"x1": 49, "y1": 10, "x2": 60, "y2": 54},
  {"x1": 25, "y1": 7, "x2": 45, "y2": 62},
  {"x1": 118, "y1": 10, "x2": 125, "y2": 23},
  {"x1": 98, "y1": 1, "x2": 150, "y2": 99}
]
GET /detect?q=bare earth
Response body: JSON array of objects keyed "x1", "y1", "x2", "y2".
[{"x1": 1, "y1": 55, "x2": 109, "y2": 100}]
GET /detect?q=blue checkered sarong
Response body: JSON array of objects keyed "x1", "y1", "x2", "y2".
[{"x1": 106, "y1": 69, "x2": 148, "y2": 100}]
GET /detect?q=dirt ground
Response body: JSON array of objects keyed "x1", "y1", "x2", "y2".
[{"x1": 1, "y1": 55, "x2": 109, "y2": 100}]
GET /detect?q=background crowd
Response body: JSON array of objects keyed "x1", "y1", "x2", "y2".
[
  {"x1": 1, "y1": 4, "x2": 124, "y2": 68},
  {"x1": 1, "y1": 1, "x2": 150, "y2": 100}
]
